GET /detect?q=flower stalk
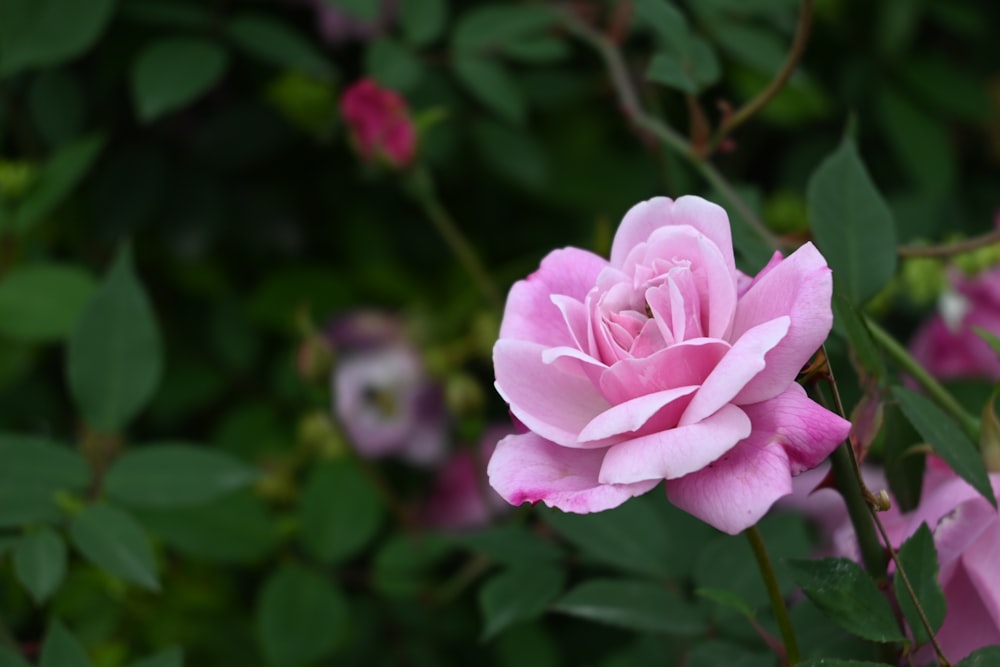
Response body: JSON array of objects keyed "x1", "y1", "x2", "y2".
[{"x1": 745, "y1": 525, "x2": 801, "y2": 666}]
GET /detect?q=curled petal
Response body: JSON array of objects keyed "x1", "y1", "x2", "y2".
[
  {"x1": 577, "y1": 385, "x2": 698, "y2": 443},
  {"x1": 488, "y1": 432, "x2": 659, "y2": 513},
  {"x1": 494, "y1": 339, "x2": 609, "y2": 446},
  {"x1": 732, "y1": 243, "x2": 834, "y2": 405},
  {"x1": 599, "y1": 403, "x2": 751, "y2": 484}
]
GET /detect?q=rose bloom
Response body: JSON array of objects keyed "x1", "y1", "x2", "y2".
[
  {"x1": 910, "y1": 266, "x2": 1000, "y2": 382},
  {"x1": 339, "y1": 78, "x2": 416, "y2": 168},
  {"x1": 488, "y1": 196, "x2": 851, "y2": 534},
  {"x1": 328, "y1": 312, "x2": 447, "y2": 465},
  {"x1": 827, "y1": 460, "x2": 1000, "y2": 663}
]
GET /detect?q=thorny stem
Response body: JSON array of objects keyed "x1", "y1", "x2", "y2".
[
  {"x1": 864, "y1": 316, "x2": 980, "y2": 440},
  {"x1": 745, "y1": 525, "x2": 801, "y2": 666},
  {"x1": 709, "y1": 0, "x2": 815, "y2": 152},
  {"x1": 869, "y1": 512, "x2": 954, "y2": 666},
  {"x1": 560, "y1": 9, "x2": 787, "y2": 252},
  {"x1": 898, "y1": 229, "x2": 1000, "y2": 259},
  {"x1": 406, "y1": 166, "x2": 503, "y2": 308}
]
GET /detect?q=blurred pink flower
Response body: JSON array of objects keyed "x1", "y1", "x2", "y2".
[
  {"x1": 830, "y1": 461, "x2": 1000, "y2": 663},
  {"x1": 910, "y1": 266, "x2": 1000, "y2": 381},
  {"x1": 340, "y1": 78, "x2": 416, "y2": 168},
  {"x1": 328, "y1": 312, "x2": 446, "y2": 465},
  {"x1": 305, "y1": 0, "x2": 397, "y2": 45},
  {"x1": 488, "y1": 195, "x2": 850, "y2": 534},
  {"x1": 422, "y1": 426, "x2": 511, "y2": 531}
]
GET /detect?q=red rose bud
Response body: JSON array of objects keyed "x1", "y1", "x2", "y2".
[{"x1": 340, "y1": 78, "x2": 417, "y2": 168}]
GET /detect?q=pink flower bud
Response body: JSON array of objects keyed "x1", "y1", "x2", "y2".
[{"x1": 340, "y1": 78, "x2": 416, "y2": 168}]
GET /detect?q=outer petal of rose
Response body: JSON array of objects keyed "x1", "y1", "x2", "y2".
[
  {"x1": 679, "y1": 317, "x2": 790, "y2": 426},
  {"x1": 577, "y1": 385, "x2": 698, "y2": 443},
  {"x1": 921, "y1": 566, "x2": 1000, "y2": 664},
  {"x1": 740, "y1": 383, "x2": 851, "y2": 474},
  {"x1": 731, "y1": 242, "x2": 834, "y2": 405},
  {"x1": 737, "y1": 251, "x2": 783, "y2": 298},
  {"x1": 494, "y1": 339, "x2": 609, "y2": 446},
  {"x1": 488, "y1": 432, "x2": 659, "y2": 513},
  {"x1": 610, "y1": 197, "x2": 676, "y2": 267},
  {"x1": 599, "y1": 403, "x2": 751, "y2": 484},
  {"x1": 959, "y1": 518, "x2": 1000, "y2": 629},
  {"x1": 499, "y1": 247, "x2": 607, "y2": 347},
  {"x1": 665, "y1": 434, "x2": 793, "y2": 535}
]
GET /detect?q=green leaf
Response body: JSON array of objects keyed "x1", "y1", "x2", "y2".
[
  {"x1": 0, "y1": 0, "x2": 117, "y2": 76},
  {"x1": 119, "y1": 2, "x2": 214, "y2": 30},
  {"x1": 372, "y1": 532, "x2": 451, "y2": 598},
  {"x1": 105, "y1": 443, "x2": 258, "y2": 509},
  {"x1": 0, "y1": 646, "x2": 31, "y2": 667},
  {"x1": 959, "y1": 646, "x2": 1000, "y2": 666},
  {"x1": 365, "y1": 37, "x2": 425, "y2": 92},
  {"x1": 973, "y1": 326, "x2": 1000, "y2": 359},
  {"x1": 647, "y1": 53, "x2": 698, "y2": 93},
  {"x1": 893, "y1": 386, "x2": 996, "y2": 508},
  {"x1": 131, "y1": 38, "x2": 229, "y2": 123},
  {"x1": 227, "y1": 13, "x2": 334, "y2": 80},
  {"x1": 13, "y1": 529, "x2": 67, "y2": 604},
  {"x1": 12, "y1": 134, "x2": 105, "y2": 234},
  {"x1": 0, "y1": 264, "x2": 96, "y2": 341},
  {"x1": 449, "y1": 523, "x2": 563, "y2": 566},
  {"x1": 298, "y1": 458, "x2": 383, "y2": 564},
  {"x1": 138, "y1": 490, "x2": 278, "y2": 564},
  {"x1": 633, "y1": 0, "x2": 690, "y2": 47},
  {"x1": 685, "y1": 640, "x2": 774, "y2": 667},
  {"x1": 502, "y1": 37, "x2": 569, "y2": 63},
  {"x1": 69, "y1": 504, "x2": 160, "y2": 591},
  {"x1": 696, "y1": 587, "x2": 757, "y2": 620},
  {"x1": 893, "y1": 523, "x2": 946, "y2": 644},
  {"x1": 0, "y1": 433, "x2": 90, "y2": 527},
  {"x1": 552, "y1": 578, "x2": 706, "y2": 635},
  {"x1": 786, "y1": 558, "x2": 906, "y2": 643},
  {"x1": 472, "y1": 120, "x2": 549, "y2": 190},
  {"x1": 479, "y1": 565, "x2": 565, "y2": 640},
  {"x1": 329, "y1": 0, "x2": 380, "y2": 22},
  {"x1": 256, "y1": 565, "x2": 349, "y2": 667},
  {"x1": 832, "y1": 294, "x2": 886, "y2": 379},
  {"x1": 67, "y1": 245, "x2": 163, "y2": 433},
  {"x1": 27, "y1": 69, "x2": 87, "y2": 149},
  {"x1": 39, "y1": 621, "x2": 92, "y2": 667},
  {"x1": 807, "y1": 135, "x2": 897, "y2": 305},
  {"x1": 543, "y1": 498, "x2": 674, "y2": 580},
  {"x1": 712, "y1": 22, "x2": 787, "y2": 75},
  {"x1": 123, "y1": 647, "x2": 183, "y2": 667},
  {"x1": 400, "y1": 0, "x2": 447, "y2": 46},
  {"x1": 452, "y1": 5, "x2": 554, "y2": 54},
  {"x1": 452, "y1": 57, "x2": 525, "y2": 124}
]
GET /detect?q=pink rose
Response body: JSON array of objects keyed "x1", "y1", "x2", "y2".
[
  {"x1": 831, "y1": 461, "x2": 1000, "y2": 663},
  {"x1": 339, "y1": 78, "x2": 416, "y2": 168},
  {"x1": 910, "y1": 266, "x2": 1000, "y2": 381},
  {"x1": 488, "y1": 196, "x2": 851, "y2": 534}
]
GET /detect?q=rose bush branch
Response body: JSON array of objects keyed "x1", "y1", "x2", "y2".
[
  {"x1": 559, "y1": 9, "x2": 787, "y2": 252},
  {"x1": 864, "y1": 316, "x2": 980, "y2": 440},
  {"x1": 898, "y1": 229, "x2": 1000, "y2": 259},
  {"x1": 404, "y1": 166, "x2": 504, "y2": 308},
  {"x1": 708, "y1": 0, "x2": 815, "y2": 153},
  {"x1": 746, "y1": 525, "x2": 801, "y2": 666}
]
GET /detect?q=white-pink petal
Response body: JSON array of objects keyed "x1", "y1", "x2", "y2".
[
  {"x1": 599, "y1": 403, "x2": 751, "y2": 484},
  {"x1": 487, "y1": 432, "x2": 659, "y2": 513}
]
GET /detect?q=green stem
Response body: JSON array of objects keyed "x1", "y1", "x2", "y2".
[
  {"x1": 829, "y1": 444, "x2": 888, "y2": 578},
  {"x1": 745, "y1": 525, "x2": 801, "y2": 666},
  {"x1": 864, "y1": 316, "x2": 980, "y2": 440},
  {"x1": 405, "y1": 166, "x2": 503, "y2": 308}
]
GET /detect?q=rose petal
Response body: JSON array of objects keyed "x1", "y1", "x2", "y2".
[
  {"x1": 740, "y1": 383, "x2": 850, "y2": 474},
  {"x1": 926, "y1": 566, "x2": 1000, "y2": 664},
  {"x1": 668, "y1": 195, "x2": 737, "y2": 275},
  {"x1": 599, "y1": 403, "x2": 751, "y2": 484},
  {"x1": 599, "y1": 338, "x2": 729, "y2": 404},
  {"x1": 610, "y1": 197, "x2": 677, "y2": 267},
  {"x1": 665, "y1": 433, "x2": 793, "y2": 535},
  {"x1": 494, "y1": 339, "x2": 609, "y2": 446},
  {"x1": 577, "y1": 385, "x2": 698, "y2": 443},
  {"x1": 500, "y1": 247, "x2": 608, "y2": 347},
  {"x1": 960, "y1": 517, "x2": 1000, "y2": 629},
  {"x1": 731, "y1": 242, "x2": 834, "y2": 405},
  {"x1": 679, "y1": 317, "x2": 790, "y2": 426},
  {"x1": 488, "y1": 432, "x2": 659, "y2": 513}
]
